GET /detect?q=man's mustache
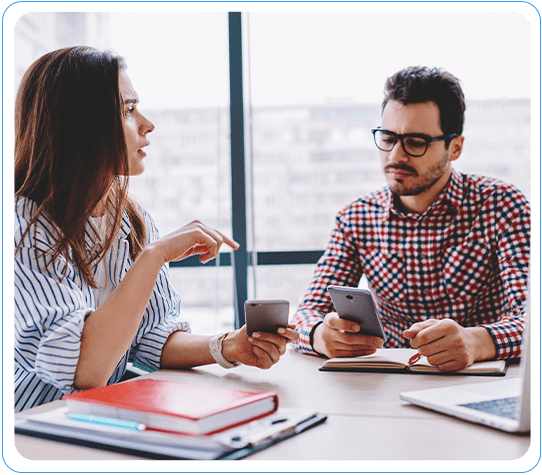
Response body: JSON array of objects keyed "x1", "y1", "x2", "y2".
[{"x1": 385, "y1": 164, "x2": 418, "y2": 175}]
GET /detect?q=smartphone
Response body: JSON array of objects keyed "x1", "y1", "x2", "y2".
[
  {"x1": 327, "y1": 285, "x2": 387, "y2": 342},
  {"x1": 244, "y1": 299, "x2": 289, "y2": 336}
]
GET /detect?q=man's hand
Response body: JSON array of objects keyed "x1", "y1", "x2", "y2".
[
  {"x1": 403, "y1": 319, "x2": 496, "y2": 372},
  {"x1": 313, "y1": 312, "x2": 384, "y2": 358}
]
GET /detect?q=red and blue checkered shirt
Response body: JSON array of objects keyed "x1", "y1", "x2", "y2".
[{"x1": 292, "y1": 169, "x2": 530, "y2": 360}]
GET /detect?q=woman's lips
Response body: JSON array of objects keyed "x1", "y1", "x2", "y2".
[{"x1": 137, "y1": 142, "x2": 150, "y2": 157}]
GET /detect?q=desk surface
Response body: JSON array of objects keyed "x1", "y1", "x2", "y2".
[{"x1": 15, "y1": 348, "x2": 530, "y2": 461}]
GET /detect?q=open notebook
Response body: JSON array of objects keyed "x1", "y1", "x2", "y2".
[{"x1": 400, "y1": 318, "x2": 531, "y2": 433}]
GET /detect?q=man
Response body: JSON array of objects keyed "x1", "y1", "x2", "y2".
[{"x1": 292, "y1": 66, "x2": 530, "y2": 372}]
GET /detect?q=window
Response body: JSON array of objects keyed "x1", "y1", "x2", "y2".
[
  {"x1": 13, "y1": 10, "x2": 533, "y2": 329},
  {"x1": 244, "y1": 11, "x2": 531, "y2": 308}
]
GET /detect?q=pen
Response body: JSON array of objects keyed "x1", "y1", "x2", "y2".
[
  {"x1": 408, "y1": 352, "x2": 422, "y2": 366},
  {"x1": 66, "y1": 413, "x2": 146, "y2": 431}
]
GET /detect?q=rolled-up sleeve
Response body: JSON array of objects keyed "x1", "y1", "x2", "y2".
[
  {"x1": 14, "y1": 198, "x2": 192, "y2": 411},
  {"x1": 130, "y1": 263, "x2": 189, "y2": 371},
  {"x1": 15, "y1": 244, "x2": 91, "y2": 396},
  {"x1": 127, "y1": 210, "x2": 190, "y2": 371}
]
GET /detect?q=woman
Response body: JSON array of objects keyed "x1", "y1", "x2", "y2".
[{"x1": 14, "y1": 46, "x2": 298, "y2": 412}]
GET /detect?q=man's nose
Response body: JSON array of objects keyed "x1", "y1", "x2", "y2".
[{"x1": 388, "y1": 140, "x2": 409, "y2": 162}]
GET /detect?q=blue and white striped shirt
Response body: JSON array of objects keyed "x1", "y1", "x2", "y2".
[{"x1": 15, "y1": 196, "x2": 189, "y2": 412}]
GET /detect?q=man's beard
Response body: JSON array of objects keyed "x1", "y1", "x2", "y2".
[{"x1": 385, "y1": 151, "x2": 449, "y2": 196}]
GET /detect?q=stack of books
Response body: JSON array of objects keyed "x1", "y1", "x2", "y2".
[{"x1": 16, "y1": 378, "x2": 326, "y2": 459}]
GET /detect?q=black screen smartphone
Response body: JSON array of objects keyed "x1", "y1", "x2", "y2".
[
  {"x1": 327, "y1": 285, "x2": 387, "y2": 341},
  {"x1": 244, "y1": 299, "x2": 289, "y2": 336}
]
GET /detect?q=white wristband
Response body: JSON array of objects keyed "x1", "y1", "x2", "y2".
[{"x1": 209, "y1": 332, "x2": 240, "y2": 369}]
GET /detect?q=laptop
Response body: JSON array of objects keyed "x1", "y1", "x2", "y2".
[{"x1": 400, "y1": 319, "x2": 531, "y2": 433}]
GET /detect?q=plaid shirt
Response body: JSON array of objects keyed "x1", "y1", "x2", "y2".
[{"x1": 293, "y1": 169, "x2": 530, "y2": 360}]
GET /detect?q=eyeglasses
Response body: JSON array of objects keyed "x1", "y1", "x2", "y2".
[{"x1": 371, "y1": 128, "x2": 458, "y2": 157}]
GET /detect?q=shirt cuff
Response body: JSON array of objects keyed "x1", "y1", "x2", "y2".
[
  {"x1": 293, "y1": 320, "x2": 324, "y2": 356},
  {"x1": 480, "y1": 321, "x2": 523, "y2": 360},
  {"x1": 132, "y1": 319, "x2": 190, "y2": 371}
]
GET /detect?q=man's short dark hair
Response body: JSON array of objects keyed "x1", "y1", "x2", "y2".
[{"x1": 382, "y1": 66, "x2": 465, "y2": 136}]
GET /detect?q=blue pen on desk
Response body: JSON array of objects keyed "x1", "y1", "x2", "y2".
[{"x1": 66, "y1": 413, "x2": 146, "y2": 431}]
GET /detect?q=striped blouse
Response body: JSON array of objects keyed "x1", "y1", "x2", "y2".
[{"x1": 15, "y1": 196, "x2": 189, "y2": 412}]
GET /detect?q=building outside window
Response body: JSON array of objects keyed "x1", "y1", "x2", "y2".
[{"x1": 14, "y1": 11, "x2": 531, "y2": 334}]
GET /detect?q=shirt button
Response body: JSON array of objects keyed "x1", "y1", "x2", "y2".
[{"x1": 423, "y1": 289, "x2": 430, "y2": 296}]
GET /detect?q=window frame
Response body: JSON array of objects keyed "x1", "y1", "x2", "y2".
[{"x1": 169, "y1": 13, "x2": 324, "y2": 328}]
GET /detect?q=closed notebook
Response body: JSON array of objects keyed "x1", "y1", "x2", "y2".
[
  {"x1": 320, "y1": 348, "x2": 507, "y2": 376},
  {"x1": 63, "y1": 379, "x2": 278, "y2": 435}
]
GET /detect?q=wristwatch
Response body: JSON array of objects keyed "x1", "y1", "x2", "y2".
[{"x1": 209, "y1": 332, "x2": 240, "y2": 369}]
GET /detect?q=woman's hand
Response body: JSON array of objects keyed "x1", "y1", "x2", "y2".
[
  {"x1": 149, "y1": 220, "x2": 239, "y2": 265},
  {"x1": 221, "y1": 324, "x2": 299, "y2": 369}
]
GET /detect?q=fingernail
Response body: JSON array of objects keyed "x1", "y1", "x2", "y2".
[
  {"x1": 252, "y1": 332, "x2": 261, "y2": 338},
  {"x1": 248, "y1": 337, "x2": 253, "y2": 342},
  {"x1": 278, "y1": 328, "x2": 285, "y2": 334},
  {"x1": 353, "y1": 325, "x2": 360, "y2": 332}
]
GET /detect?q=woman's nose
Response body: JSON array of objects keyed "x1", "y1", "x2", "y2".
[{"x1": 140, "y1": 115, "x2": 154, "y2": 135}]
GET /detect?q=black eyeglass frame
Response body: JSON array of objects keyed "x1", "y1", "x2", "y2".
[{"x1": 371, "y1": 127, "x2": 458, "y2": 157}]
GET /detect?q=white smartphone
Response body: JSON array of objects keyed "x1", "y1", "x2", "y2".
[
  {"x1": 244, "y1": 299, "x2": 289, "y2": 336},
  {"x1": 327, "y1": 285, "x2": 387, "y2": 342}
]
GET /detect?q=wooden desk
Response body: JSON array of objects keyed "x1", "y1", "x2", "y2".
[{"x1": 14, "y1": 348, "x2": 530, "y2": 461}]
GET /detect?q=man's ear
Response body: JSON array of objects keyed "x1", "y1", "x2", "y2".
[{"x1": 448, "y1": 135, "x2": 464, "y2": 162}]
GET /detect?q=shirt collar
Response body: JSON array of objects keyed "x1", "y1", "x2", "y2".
[
  {"x1": 119, "y1": 209, "x2": 132, "y2": 239},
  {"x1": 87, "y1": 208, "x2": 132, "y2": 243},
  {"x1": 441, "y1": 168, "x2": 464, "y2": 210}
]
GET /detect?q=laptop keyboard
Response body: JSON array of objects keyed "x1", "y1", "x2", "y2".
[{"x1": 460, "y1": 396, "x2": 519, "y2": 420}]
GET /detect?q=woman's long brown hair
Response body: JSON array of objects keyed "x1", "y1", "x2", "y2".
[{"x1": 15, "y1": 46, "x2": 146, "y2": 287}]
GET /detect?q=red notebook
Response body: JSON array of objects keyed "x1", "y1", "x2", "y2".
[{"x1": 63, "y1": 379, "x2": 278, "y2": 435}]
